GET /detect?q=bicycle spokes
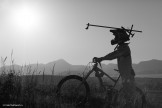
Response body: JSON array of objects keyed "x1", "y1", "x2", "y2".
[{"x1": 56, "y1": 75, "x2": 89, "y2": 108}]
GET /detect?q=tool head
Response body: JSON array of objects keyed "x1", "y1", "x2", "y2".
[{"x1": 85, "y1": 23, "x2": 90, "y2": 30}]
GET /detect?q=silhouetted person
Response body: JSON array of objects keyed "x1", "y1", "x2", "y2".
[{"x1": 93, "y1": 29, "x2": 136, "y2": 107}]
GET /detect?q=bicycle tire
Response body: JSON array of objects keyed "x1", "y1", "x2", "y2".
[
  {"x1": 56, "y1": 75, "x2": 90, "y2": 107},
  {"x1": 116, "y1": 87, "x2": 146, "y2": 108},
  {"x1": 135, "y1": 87, "x2": 146, "y2": 108}
]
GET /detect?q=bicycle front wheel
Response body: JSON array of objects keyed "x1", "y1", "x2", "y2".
[{"x1": 56, "y1": 75, "x2": 90, "y2": 108}]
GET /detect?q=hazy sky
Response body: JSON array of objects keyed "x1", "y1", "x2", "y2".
[{"x1": 0, "y1": 0, "x2": 162, "y2": 65}]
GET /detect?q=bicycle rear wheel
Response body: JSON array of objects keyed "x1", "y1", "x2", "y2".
[
  {"x1": 56, "y1": 75, "x2": 90, "y2": 108},
  {"x1": 116, "y1": 87, "x2": 146, "y2": 108},
  {"x1": 134, "y1": 87, "x2": 146, "y2": 108}
]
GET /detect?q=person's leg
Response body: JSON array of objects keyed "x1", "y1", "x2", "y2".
[{"x1": 117, "y1": 76, "x2": 136, "y2": 108}]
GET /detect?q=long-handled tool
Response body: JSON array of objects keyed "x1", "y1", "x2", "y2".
[{"x1": 85, "y1": 23, "x2": 142, "y2": 37}]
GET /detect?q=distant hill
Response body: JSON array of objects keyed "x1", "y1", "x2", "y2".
[
  {"x1": 1, "y1": 59, "x2": 162, "y2": 77},
  {"x1": 133, "y1": 59, "x2": 162, "y2": 74}
]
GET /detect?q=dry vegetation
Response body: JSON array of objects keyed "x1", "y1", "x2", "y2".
[{"x1": 0, "y1": 56, "x2": 162, "y2": 108}]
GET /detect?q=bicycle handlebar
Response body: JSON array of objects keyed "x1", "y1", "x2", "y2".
[
  {"x1": 91, "y1": 61, "x2": 102, "y2": 68},
  {"x1": 91, "y1": 61, "x2": 119, "y2": 74}
]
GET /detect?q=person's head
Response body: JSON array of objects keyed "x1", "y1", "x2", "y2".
[{"x1": 110, "y1": 29, "x2": 130, "y2": 45}]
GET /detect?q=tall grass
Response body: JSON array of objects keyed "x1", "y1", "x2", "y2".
[
  {"x1": 0, "y1": 54, "x2": 161, "y2": 108},
  {"x1": 0, "y1": 55, "x2": 58, "y2": 108}
]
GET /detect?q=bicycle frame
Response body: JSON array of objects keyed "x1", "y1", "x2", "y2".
[
  {"x1": 83, "y1": 62, "x2": 121, "y2": 89},
  {"x1": 56, "y1": 62, "x2": 146, "y2": 108}
]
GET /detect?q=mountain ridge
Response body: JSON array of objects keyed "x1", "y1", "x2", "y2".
[{"x1": 1, "y1": 59, "x2": 162, "y2": 77}]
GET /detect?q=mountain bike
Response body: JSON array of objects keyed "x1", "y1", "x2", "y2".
[{"x1": 56, "y1": 60, "x2": 146, "y2": 108}]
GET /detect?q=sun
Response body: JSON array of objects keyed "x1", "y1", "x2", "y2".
[{"x1": 10, "y1": 3, "x2": 41, "y2": 32}]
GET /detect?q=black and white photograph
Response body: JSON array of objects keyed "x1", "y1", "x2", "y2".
[{"x1": 0, "y1": 0, "x2": 162, "y2": 108}]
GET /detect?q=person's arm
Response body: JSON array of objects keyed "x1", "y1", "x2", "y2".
[{"x1": 101, "y1": 46, "x2": 130, "y2": 61}]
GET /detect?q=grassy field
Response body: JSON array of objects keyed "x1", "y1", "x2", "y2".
[
  {"x1": 0, "y1": 56, "x2": 162, "y2": 108},
  {"x1": 0, "y1": 70, "x2": 162, "y2": 108}
]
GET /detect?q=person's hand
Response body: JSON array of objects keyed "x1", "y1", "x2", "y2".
[{"x1": 93, "y1": 57, "x2": 102, "y2": 63}]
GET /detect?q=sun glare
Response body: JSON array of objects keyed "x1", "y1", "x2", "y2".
[{"x1": 10, "y1": 3, "x2": 41, "y2": 32}]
